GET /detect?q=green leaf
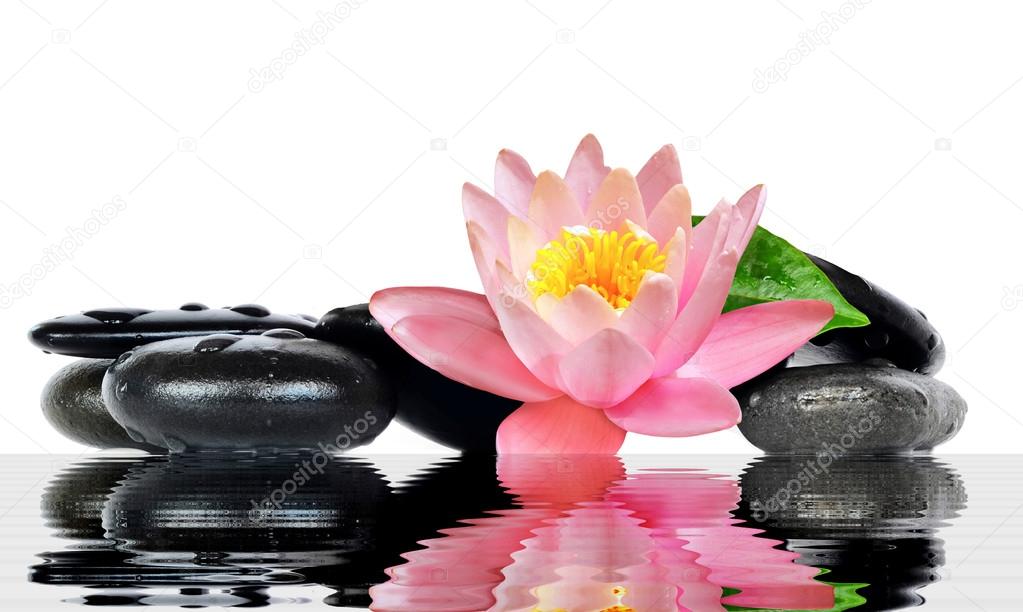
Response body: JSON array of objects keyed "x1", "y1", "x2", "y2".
[{"x1": 693, "y1": 217, "x2": 870, "y2": 334}]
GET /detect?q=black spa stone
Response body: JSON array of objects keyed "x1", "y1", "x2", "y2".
[
  {"x1": 101, "y1": 330, "x2": 395, "y2": 452},
  {"x1": 734, "y1": 361, "x2": 967, "y2": 454},
  {"x1": 29, "y1": 304, "x2": 318, "y2": 358},
  {"x1": 793, "y1": 254, "x2": 946, "y2": 375},
  {"x1": 312, "y1": 305, "x2": 520, "y2": 453},
  {"x1": 40, "y1": 359, "x2": 163, "y2": 452}
]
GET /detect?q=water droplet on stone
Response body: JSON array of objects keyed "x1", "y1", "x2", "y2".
[
  {"x1": 230, "y1": 304, "x2": 270, "y2": 317},
  {"x1": 261, "y1": 328, "x2": 305, "y2": 339},
  {"x1": 180, "y1": 302, "x2": 209, "y2": 311},
  {"x1": 748, "y1": 392, "x2": 761, "y2": 408},
  {"x1": 83, "y1": 309, "x2": 148, "y2": 324},
  {"x1": 114, "y1": 351, "x2": 133, "y2": 366},
  {"x1": 116, "y1": 382, "x2": 128, "y2": 401},
  {"x1": 927, "y1": 334, "x2": 939, "y2": 350},
  {"x1": 194, "y1": 334, "x2": 241, "y2": 353}
]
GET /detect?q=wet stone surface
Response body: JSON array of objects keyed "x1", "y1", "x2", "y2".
[
  {"x1": 792, "y1": 255, "x2": 946, "y2": 375},
  {"x1": 41, "y1": 359, "x2": 163, "y2": 452},
  {"x1": 101, "y1": 330, "x2": 395, "y2": 452},
  {"x1": 734, "y1": 361, "x2": 966, "y2": 454},
  {"x1": 29, "y1": 304, "x2": 318, "y2": 358}
]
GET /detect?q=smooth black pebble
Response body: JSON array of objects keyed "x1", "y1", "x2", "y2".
[
  {"x1": 29, "y1": 304, "x2": 317, "y2": 358},
  {"x1": 312, "y1": 304, "x2": 520, "y2": 453},
  {"x1": 41, "y1": 359, "x2": 163, "y2": 452},
  {"x1": 794, "y1": 254, "x2": 946, "y2": 374},
  {"x1": 101, "y1": 331, "x2": 395, "y2": 452}
]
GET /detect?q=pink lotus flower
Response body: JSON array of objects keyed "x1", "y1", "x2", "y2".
[{"x1": 369, "y1": 135, "x2": 834, "y2": 453}]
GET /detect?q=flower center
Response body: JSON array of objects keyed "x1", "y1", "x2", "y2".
[{"x1": 528, "y1": 227, "x2": 667, "y2": 310}]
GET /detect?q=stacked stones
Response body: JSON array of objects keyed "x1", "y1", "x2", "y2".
[
  {"x1": 733, "y1": 255, "x2": 967, "y2": 454},
  {"x1": 32, "y1": 303, "x2": 517, "y2": 453},
  {"x1": 34, "y1": 304, "x2": 397, "y2": 452},
  {"x1": 30, "y1": 257, "x2": 966, "y2": 455}
]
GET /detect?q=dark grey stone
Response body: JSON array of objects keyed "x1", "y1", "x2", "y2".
[
  {"x1": 41, "y1": 359, "x2": 163, "y2": 452},
  {"x1": 102, "y1": 331, "x2": 396, "y2": 452},
  {"x1": 734, "y1": 361, "x2": 966, "y2": 454},
  {"x1": 29, "y1": 304, "x2": 317, "y2": 358}
]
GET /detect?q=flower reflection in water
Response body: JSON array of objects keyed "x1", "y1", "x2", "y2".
[
  {"x1": 370, "y1": 457, "x2": 832, "y2": 611},
  {"x1": 30, "y1": 454, "x2": 964, "y2": 610}
]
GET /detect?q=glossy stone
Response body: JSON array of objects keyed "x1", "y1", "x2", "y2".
[
  {"x1": 29, "y1": 304, "x2": 317, "y2": 358},
  {"x1": 102, "y1": 331, "x2": 395, "y2": 451},
  {"x1": 734, "y1": 361, "x2": 966, "y2": 454},
  {"x1": 312, "y1": 305, "x2": 520, "y2": 453},
  {"x1": 41, "y1": 359, "x2": 163, "y2": 452},
  {"x1": 793, "y1": 255, "x2": 946, "y2": 374}
]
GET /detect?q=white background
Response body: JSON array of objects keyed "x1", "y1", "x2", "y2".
[{"x1": 0, "y1": 0, "x2": 1020, "y2": 454}]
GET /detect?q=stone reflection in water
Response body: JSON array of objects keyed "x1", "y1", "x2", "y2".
[
  {"x1": 371, "y1": 456, "x2": 833, "y2": 611},
  {"x1": 31, "y1": 453, "x2": 515, "y2": 608},
  {"x1": 736, "y1": 456, "x2": 967, "y2": 611},
  {"x1": 31, "y1": 454, "x2": 965, "y2": 610}
]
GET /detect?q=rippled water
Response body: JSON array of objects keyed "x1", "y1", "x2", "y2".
[{"x1": 3, "y1": 454, "x2": 1021, "y2": 610}]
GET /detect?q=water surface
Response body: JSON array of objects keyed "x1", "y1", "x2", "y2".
[{"x1": 3, "y1": 454, "x2": 1020, "y2": 610}]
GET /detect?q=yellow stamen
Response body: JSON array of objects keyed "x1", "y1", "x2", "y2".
[{"x1": 528, "y1": 228, "x2": 667, "y2": 310}]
